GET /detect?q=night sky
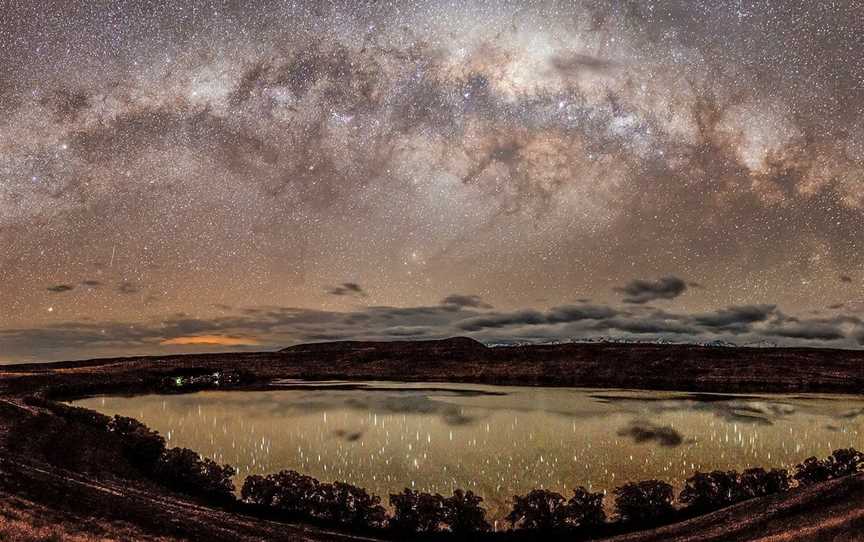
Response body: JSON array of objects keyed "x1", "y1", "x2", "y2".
[{"x1": 2, "y1": 1, "x2": 863, "y2": 363}]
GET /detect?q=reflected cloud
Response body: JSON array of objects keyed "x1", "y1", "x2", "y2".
[
  {"x1": 332, "y1": 429, "x2": 364, "y2": 442},
  {"x1": 839, "y1": 408, "x2": 864, "y2": 420},
  {"x1": 590, "y1": 392, "x2": 798, "y2": 426},
  {"x1": 345, "y1": 395, "x2": 480, "y2": 427},
  {"x1": 74, "y1": 383, "x2": 864, "y2": 521},
  {"x1": 618, "y1": 420, "x2": 685, "y2": 447}
]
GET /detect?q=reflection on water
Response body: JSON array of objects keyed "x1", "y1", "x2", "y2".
[{"x1": 75, "y1": 381, "x2": 864, "y2": 520}]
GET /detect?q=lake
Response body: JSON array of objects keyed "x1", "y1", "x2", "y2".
[{"x1": 74, "y1": 381, "x2": 864, "y2": 522}]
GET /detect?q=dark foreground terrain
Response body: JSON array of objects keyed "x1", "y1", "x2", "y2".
[{"x1": 1, "y1": 337, "x2": 863, "y2": 541}]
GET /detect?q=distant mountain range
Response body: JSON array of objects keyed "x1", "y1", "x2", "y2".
[{"x1": 486, "y1": 336, "x2": 780, "y2": 348}]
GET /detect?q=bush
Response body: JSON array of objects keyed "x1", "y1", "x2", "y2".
[
  {"x1": 679, "y1": 470, "x2": 742, "y2": 513},
  {"x1": 794, "y1": 448, "x2": 864, "y2": 486},
  {"x1": 316, "y1": 482, "x2": 387, "y2": 529},
  {"x1": 107, "y1": 415, "x2": 166, "y2": 470},
  {"x1": 389, "y1": 489, "x2": 445, "y2": 534},
  {"x1": 793, "y1": 457, "x2": 832, "y2": 486},
  {"x1": 154, "y1": 447, "x2": 236, "y2": 504},
  {"x1": 241, "y1": 472, "x2": 386, "y2": 529},
  {"x1": 442, "y1": 489, "x2": 490, "y2": 533},
  {"x1": 826, "y1": 448, "x2": 864, "y2": 478},
  {"x1": 566, "y1": 486, "x2": 606, "y2": 528},
  {"x1": 507, "y1": 487, "x2": 605, "y2": 531},
  {"x1": 241, "y1": 470, "x2": 318, "y2": 513},
  {"x1": 613, "y1": 480, "x2": 675, "y2": 525},
  {"x1": 241, "y1": 474, "x2": 280, "y2": 508},
  {"x1": 739, "y1": 467, "x2": 790, "y2": 498},
  {"x1": 506, "y1": 489, "x2": 569, "y2": 530}
]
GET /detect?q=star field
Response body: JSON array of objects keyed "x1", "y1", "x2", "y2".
[{"x1": 1, "y1": 1, "x2": 863, "y2": 362}]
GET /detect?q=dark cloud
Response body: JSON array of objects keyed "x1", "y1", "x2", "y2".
[
  {"x1": 455, "y1": 303, "x2": 619, "y2": 332},
  {"x1": 771, "y1": 326, "x2": 845, "y2": 341},
  {"x1": 46, "y1": 284, "x2": 75, "y2": 293},
  {"x1": 326, "y1": 282, "x2": 367, "y2": 297},
  {"x1": 80, "y1": 279, "x2": 102, "y2": 287},
  {"x1": 854, "y1": 327, "x2": 864, "y2": 346},
  {"x1": 546, "y1": 304, "x2": 618, "y2": 323},
  {"x1": 452, "y1": 301, "x2": 858, "y2": 346},
  {"x1": 692, "y1": 305, "x2": 776, "y2": 329},
  {"x1": 763, "y1": 317, "x2": 848, "y2": 341},
  {"x1": 456, "y1": 309, "x2": 547, "y2": 332},
  {"x1": 840, "y1": 275, "x2": 853, "y2": 283},
  {"x1": 597, "y1": 315, "x2": 699, "y2": 336},
  {"x1": 617, "y1": 420, "x2": 684, "y2": 447},
  {"x1": 441, "y1": 294, "x2": 493, "y2": 309},
  {"x1": 2, "y1": 298, "x2": 863, "y2": 363},
  {"x1": 616, "y1": 276, "x2": 687, "y2": 304}
]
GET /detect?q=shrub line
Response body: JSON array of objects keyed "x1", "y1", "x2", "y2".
[{"x1": 23, "y1": 395, "x2": 864, "y2": 538}]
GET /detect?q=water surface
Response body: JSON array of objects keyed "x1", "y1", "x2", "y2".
[{"x1": 75, "y1": 381, "x2": 864, "y2": 521}]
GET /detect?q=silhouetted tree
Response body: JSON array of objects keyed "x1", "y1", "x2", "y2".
[
  {"x1": 566, "y1": 486, "x2": 606, "y2": 528},
  {"x1": 241, "y1": 474, "x2": 279, "y2": 508},
  {"x1": 613, "y1": 480, "x2": 675, "y2": 525},
  {"x1": 794, "y1": 448, "x2": 864, "y2": 486},
  {"x1": 442, "y1": 489, "x2": 491, "y2": 533},
  {"x1": 794, "y1": 456, "x2": 832, "y2": 486},
  {"x1": 155, "y1": 447, "x2": 236, "y2": 504},
  {"x1": 739, "y1": 468, "x2": 790, "y2": 498},
  {"x1": 679, "y1": 470, "x2": 742, "y2": 513},
  {"x1": 242, "y1": 473, "x2": 386, "y2": 529},
  {"x1": 389, "y1": 489, "x2": 446, "y2": 533},
  {"x1": 679, "y1": 467, "x2": 792, "y2": 515},
  {"x1": 506, "y1": 489, "x2": 569, "y2": 530},
  {"x1": 241, "y1": 470, "x2": 318, "y2": 514},
  {"x1": 321, "y1": 481, "x2": 387, "y2": 528},
  {"x1": 107, "y1": 415, "x2": 166, "y2": 470},
  {"x1": 826, "y1": 448, "x2": 864, "y2": 478}
]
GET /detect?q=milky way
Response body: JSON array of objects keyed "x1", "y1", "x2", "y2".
[{"x1": 1, "y1": 1, "x2": 863, "y2": 362}]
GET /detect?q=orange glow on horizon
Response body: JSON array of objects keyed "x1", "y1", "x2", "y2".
[{"x1": 161, "y1": 335, "x2": 260, "y2": 346}]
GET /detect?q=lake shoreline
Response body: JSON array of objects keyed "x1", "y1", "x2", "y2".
[
  {"x1": 4, "y1": 337, "x2": 864, "y2": 402},
  {"x1": 72, "y1": 381, "x2": 864, "y2": 522},
  {"x1": 2, "y1": 338, "x2": 863, "y2": 540}
]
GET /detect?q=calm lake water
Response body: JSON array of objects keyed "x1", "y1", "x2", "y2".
[{"x1": 74, "y1": 381, "x2": 864, "y2": 521}]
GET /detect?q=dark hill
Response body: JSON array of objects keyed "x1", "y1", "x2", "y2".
[
  {"x1": 279, "y1": 336, "x2": 486, "y2": 354},
  {"x1": 3, "y1": 338, "x2": 863, "y2": 397}
]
